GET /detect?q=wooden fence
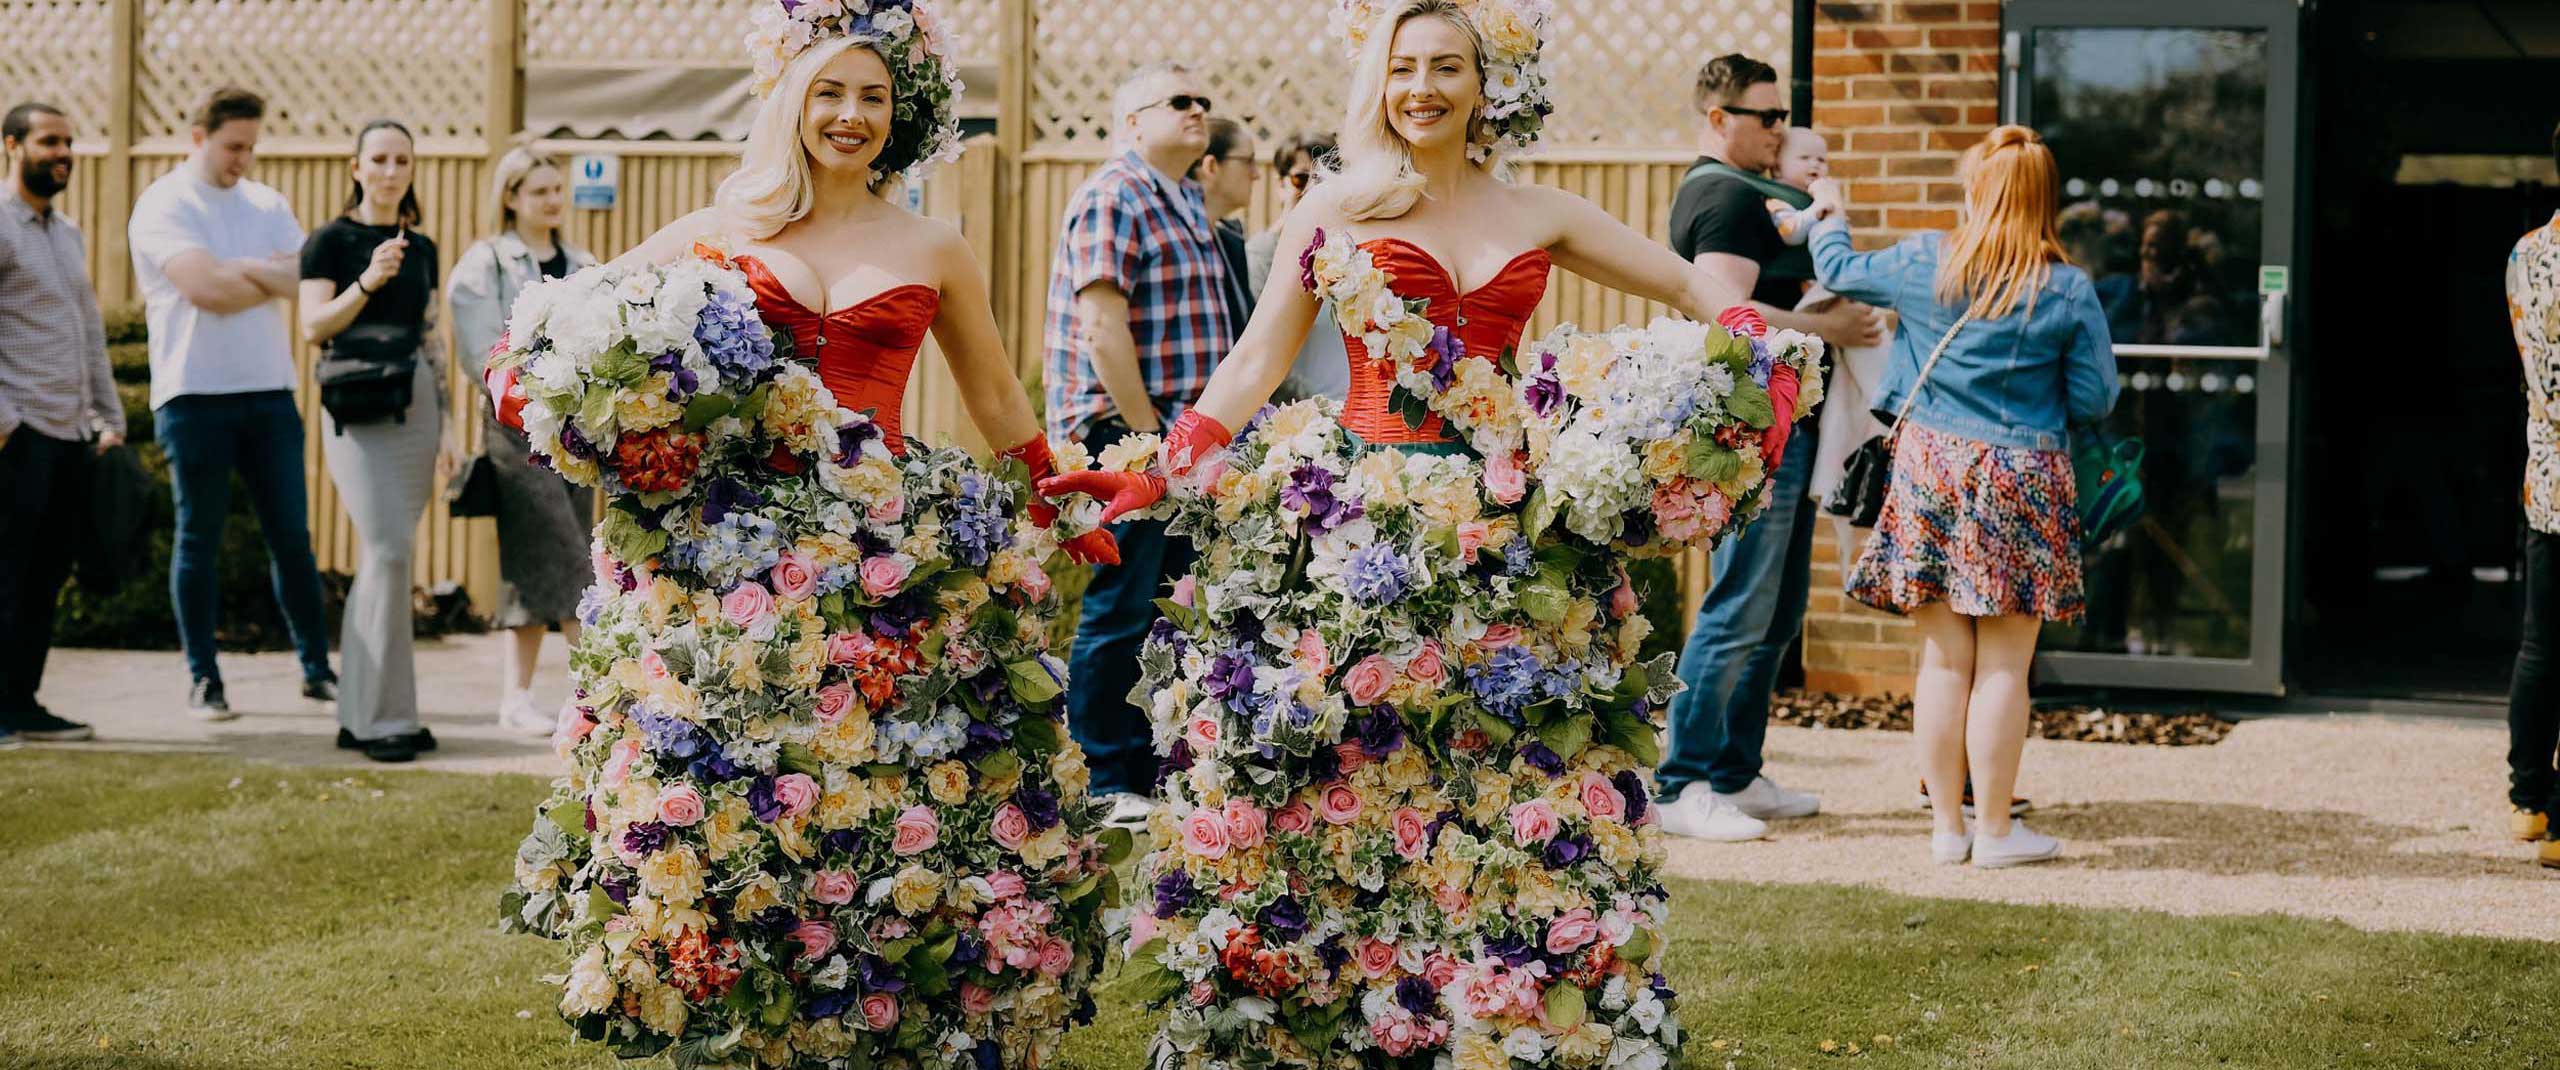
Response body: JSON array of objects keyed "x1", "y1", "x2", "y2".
[{"x1": 15, "y1": 0, "x2": 1794, "y2": 621}]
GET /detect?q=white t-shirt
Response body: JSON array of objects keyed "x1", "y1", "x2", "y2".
[{"x1": 128, "y1": 167, "x2": 305, "y2": 409}]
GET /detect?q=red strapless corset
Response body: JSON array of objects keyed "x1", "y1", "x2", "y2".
[
  {"x1": 1340, "y1": 238, "x2": 1550, "y2": 444},
  {"x1": 739, "y1": 256, "x2": 941, "y2": 455}
]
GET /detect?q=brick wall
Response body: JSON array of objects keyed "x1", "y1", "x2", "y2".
[{"x1": 1796, "y1": 0, "x2": 2002, "y2": 695}]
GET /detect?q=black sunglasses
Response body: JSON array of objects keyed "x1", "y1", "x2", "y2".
[
  {"x1": 1283, "y1": 169, "x2": 1316, "y2": 192},
  {"x1": 1722, "y1": 105, "x2": 1790, "y2": 129},
  {"x1": 1146, "y1": 94, "x2": 1213, "y2": 116}
]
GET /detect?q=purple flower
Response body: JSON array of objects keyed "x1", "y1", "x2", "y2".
[
  {"x1": 747, "y1": 775, "x2": 783, "y2": 823},
  {"x1": 558, "y1": 423, "x2": 601, "y2": 461},
  {"x1": 1614, "y1": 769, "x2": 1650, "y2": 824},
  {"x1": 1342, "y1": 544, "x2": 1411, "y2": 605},
  {"x1": 1467, "y1": 645, "x2": 1544, "y2": 724},
  {"x1": 621, "y1": 820, "x2": 669, "y2": 856},
  {"x1": 1260, "y1": 895, "x2": 1309, "y2": 942},
  {"x1": 1298, "y1": 227, "x2": 1327, "y2": 292},
  {"x1": 1525, "y1": 370, "x2": 1564, "y2": 417},
  {"x1": 1395, "y1": 976, "x2": 1438, "y2": 1015},
  {"x1": 1154, "y1": 868, "x2": 1198, "y2": 917},
  {"x1": 1543, "y1": 834, "x2": 1588, "y2": 868},
  {"x1": 647, "y1": 350, "x2": 700, "y2": 399},
  {"x1": 833, "y1": 419, "x2": 881, "y2": 464},
  {"x1": 1355, "y1": 710, "x2": 1405, "y2": 758},
  {"x1": 1015, "y1": 786, "x2": 1061, "y2": 830},
  {"x1": 695, "y1": 291, "x2": 779, "y2": 382},
  {"x1": 1204, "y1": 648, "x2": 1258, "y2": 705},
  {"x1": 1425, "y1": 325, "x2": 1465, "y2": 391},
  {"x1": 700, "y1": 476, "x2": 764, "y2": 525},
  {"x1": 856, "y1": 954, "x2": 908, "y2": 994},
  {"x1": 822, "y1": 828, "x2": 863, "y2": 856},
  {"x1": 1519, "y1": 740, "x2": 1564, "y2": 776},
  {"x1": 1481, "y1": 934, "x2": 1537, "y2": 968},
  {"x1": 804, "y1": 990, "x2": 856, "y2": 1021}
]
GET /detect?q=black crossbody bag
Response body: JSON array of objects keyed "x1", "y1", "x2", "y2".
[{"x1": 315, "y1": 322, "x2": 420, "y2": 434}]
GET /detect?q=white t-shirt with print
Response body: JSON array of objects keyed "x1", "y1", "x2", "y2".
[{"x1": 128, "y1": 166, "x2": 305, "y2": 409}]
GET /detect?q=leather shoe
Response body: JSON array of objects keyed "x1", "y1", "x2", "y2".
[{"x1": 303, "y1": 676, "x2": 339, "y2": 702}]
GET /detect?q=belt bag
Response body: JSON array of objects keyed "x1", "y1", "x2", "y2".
[{"x1": 316, "y1": 323, "x2": 419, "y2": 434}]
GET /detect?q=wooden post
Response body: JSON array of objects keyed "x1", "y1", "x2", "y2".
[
  {"x1": 461, "y1": 0, "x2": 524, "y2": 623},
  {"x1": 99, "y1": 0, "x2": 139, "y2": 305},
  {"x1": 486, "y1": 0, "x2": 520, "y2": 159},
  {"x1": 995, "y1": 0, "x2": 1031, "y2": 375}
]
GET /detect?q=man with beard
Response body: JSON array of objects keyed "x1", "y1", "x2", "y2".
[{"x1": 0, "y1": 101, "x2": 122, "y2": 746}]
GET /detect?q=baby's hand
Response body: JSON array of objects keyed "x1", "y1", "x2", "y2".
[{"x1": 1766, "y1": 198, "x2": 1811, "y2": 246}]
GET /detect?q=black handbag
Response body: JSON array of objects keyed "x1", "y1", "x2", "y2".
[
  {"x1": 444, "y1": 453, "x2": 502, "y2": 517},
  {"x1": 1822, "y1": 310, "x2": 1972, "y2": 527},
  {"x1": 315, "y1": 322, "x2": 420, "y2": 434}
]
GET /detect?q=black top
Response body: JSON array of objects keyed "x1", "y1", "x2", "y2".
[
  {"x1": 1668, "y1": 156, "x2": 1814, "y2": 310},
  {"x1": 538, "y1": 245, "x2": 571, "y2": 280},
  {"x1": 301, "y1": 217, "x2": 440, "y2": 333},
  {"x1": 1213, "y1": 218, "x2": 1253, "y2": 345}
]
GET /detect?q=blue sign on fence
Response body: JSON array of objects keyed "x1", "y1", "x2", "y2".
[{"x1": 570, "y1": 154, "x2": 619, "y2": 210}]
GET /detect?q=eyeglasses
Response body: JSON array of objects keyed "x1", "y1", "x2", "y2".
[
  {"x1": 1721, "y1": 105, "x2": 1790, "y2": 129},
  {"x1": 1144, "y1": 94, "x2": 1214, "y2": 116},
  {"x1": 1283, "y1": 170, "x2": 1316, "y2": 192}
]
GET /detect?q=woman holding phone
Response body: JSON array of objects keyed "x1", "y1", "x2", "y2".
[{"x1": 299, "y1": 117, "x2": 460, "y2": 763}]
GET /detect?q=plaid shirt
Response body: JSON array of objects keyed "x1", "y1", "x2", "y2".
[
  {"x1": 1043, "y1": 150, "x2": 1235, "y2": 442},
  {"x1": 0, "y1": 196, "x2": 119, "y2": 441}
]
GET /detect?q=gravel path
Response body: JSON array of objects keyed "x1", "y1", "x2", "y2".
[{"x1": 24, "y1": 640, "x2": 2547, "y2": 940}]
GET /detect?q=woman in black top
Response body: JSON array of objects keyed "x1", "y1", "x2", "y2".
[{"x1": 297, "y1": 118, "x2": 456, "y2": 763}]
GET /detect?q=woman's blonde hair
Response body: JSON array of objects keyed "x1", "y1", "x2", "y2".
[
  {"x1": 1933, "y1": 124, "x2": 2069, "y2": 319},
  {"x1": 489, "y1": 144, "x2": 563, "y2": 235},
  {"x1": 1329, "y1": 0, "x2": 1504, "y2": 222},
  {"x1": 715, "y1": 36, "x2": 905, "y2": 241}
]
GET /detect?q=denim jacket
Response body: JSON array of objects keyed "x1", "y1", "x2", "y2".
[{"x1": 1808, "y1": 218, "x2": 2118, "y2": 451}]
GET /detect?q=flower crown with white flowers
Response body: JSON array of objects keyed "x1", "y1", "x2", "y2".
[
  {"x1": 745, "y1": 0, "x2": 966, "y2": 178},
  {"x1": 1329, "y1": 0, "x2": 1556, "y2": 160}
]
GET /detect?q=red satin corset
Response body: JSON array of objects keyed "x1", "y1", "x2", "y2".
[
  {"x1": 1339, "y1": 237, "x2": 1551, "y2": 444},
  {"x1": 738, "y1": 256, "x2": 941, "y2": 454}
]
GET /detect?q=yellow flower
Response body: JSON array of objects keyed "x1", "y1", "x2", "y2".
[
  {"x1": 1558, "y1": 334, "x2": 1617, "y2": 396},
  {"x1": 733, "y1": 874, "x2": 785, "y2": 918},
  {"x1": 1590, "y1": 815, "x2": 1640, "y2": 869},
  {"x1": 926, "y1": 761, "x2": 972, "y2": 805},
  {"x1": 1096, "y1": 435, "x2": 1156, "y2": 472},
  {"x1": 1260, "y1": 400, "x2": 1321, "y2": 446},
  {"x1": 1049, "y1": 748, "x2": 1091, "y2": 800},
  {"x1": 1454, "y1": 1032, "x2": 1512, "y2": 1070},
  {"x1": 1467, "y1": 771, "x2": 1516, "y2": 825},
  {"x1": 1554, "y1": 1022, "x2": 1611, "y2": 1067},
  {"x1": 638, "y1": 845, "x2": 707, "y2": 904},
  {"x1": 1642, "y1": 439, "x2": 1687, "y2": 482},
  {"x1": 613, "y1": 374, "x2": 684, "y2": 430},
  {"x1": 723, "y1": 641, "x2": 765, "y2": 691},
  {"x1": 704, "y1": 798, "x2": 756, "y2": 860},
  {"x1": 1021, "y1": 824, "x2": 1072, "y2": 868},
  {"x1": 816, "y1": 774, "x2": 875, "y2": 828},
  {"x1": 890, "y1": 863, "x2": 945, "y2": 914},
  {"x1": 635, "y1": 980, "x2": 690, "y2": 1035},
  {"x1": 561, "y1": 944, "x2": 616, "y2": 1016}
]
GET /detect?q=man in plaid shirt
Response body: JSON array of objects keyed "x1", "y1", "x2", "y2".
[{"x1": 1044, "y1": 61, "x2": 1236, "y2": 825}]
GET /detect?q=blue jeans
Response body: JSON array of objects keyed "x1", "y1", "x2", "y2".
[
  {"x1": 1660, "y1": 426, "x2": 1819, "y2": 800},
  {"x1": 156, "y1": 390, "x2": 333, "y2": 685},
  {"x1": 1065, "y1": 420, "x2": 1193, "y2": 798}
]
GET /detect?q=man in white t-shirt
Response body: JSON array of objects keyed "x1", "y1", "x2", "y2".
[{"x1": 127, "y1": 87, "x2": 335, "y2": 719}]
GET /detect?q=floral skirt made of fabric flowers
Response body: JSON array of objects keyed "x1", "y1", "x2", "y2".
[
  {"x1": 501, "y1": 439, "x2": 1124, "y2": 1070},
  {"x1": 1845, "y1": 421, "x2": 2086, "y2": 623},
  {"x1": 1122, "y1": 399, "x2": 1686, "y2": 1070}
]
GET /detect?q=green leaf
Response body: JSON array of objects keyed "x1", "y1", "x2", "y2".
[
  {"x1": 1152, "y1": 597, "x2": 1204, "y2": 633},
  {"x1": 1727, "y1": 378, "x2": 1775, "y2": 430},
  {"x1": 1005, "y1": 658, "x2": 1065, "y2": 704},
  {"x1": 1063, "y1": 870, "x2": 1103, "y2": 904},
  {"x1": 1014, "y1": 714, "x2": 1062, "y2": 755},
  {"x1": 1683, "y1": 438, "x2": 1741, "y2": 483},
  {"x1": 777, "y1": 742, "x2": 821, "y2": 777},
  {"x1": 575, "y1": 387, "x2": 617, "y2": 439},
  {"x1": 1098, "y1": 825, "x2": 1136, "y2": 866},
  {"x1": 1618, "y1": 927, "x2": 1655, "y2": 966},
  {"x1": 1521, "y1": 580, "x2": 1569, "y2": 625},
  {"x1": 1707, "y1": 325, "x2": 1755, "y2": 368},
  {"x1": 1538, "y1": 715, "x2": 1593, "y2": 761},
  {"x1": 974, "y1": 748, "x2": 1022, "y2": 783},
  {"x1": 543, "y1": 794, "x2": 586, "y2": 836},
  {"x1": 1524, "y1": 486, "x2": 1559, "y2": 543},
  {"x1": 1543, "y1": 980, "x2": 1588, "y2": 1031},
  {"x1": 599, "y1": 507, "x2": 669, "y2": 565},
  {"x1": 681, "y1": 393, "x2": 736, "y2": 432},
  {"x1": 732, "y1": 383, "x2": 771, "y2": 423},
  {"x1": 1120, "y1": 938, "x2": 1185, "y2": 1004},
  {"x1": 1284, "y1": 1002, "x2": 1348, "y2": 1060},
  {"x1": 1477, "y1": 713, "x2": 1517, "y2": 748},
  {"x1": 592, "y1": 340, "x2": 649, "y2": 385}
]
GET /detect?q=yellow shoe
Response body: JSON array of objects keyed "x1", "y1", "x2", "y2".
[
  {"x1": 2515, "y1": 808, "x2": 2551, "y2": 842},
  {"x1": 2540, "y1": 839, "x2": 2560, "y2": 870}
]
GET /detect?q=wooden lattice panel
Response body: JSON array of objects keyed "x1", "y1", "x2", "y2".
[
  {"x1": 134, "y1": 0, "x2": 488, "y2": 144},
  {"x1": 1029, "y1": 0, "x2": 1791, "y2": 155},
  {"x1": 0, "y1": 0, "x2": 116, "y2": 142},
  {"x1": 524, "y1": 0, "x2": 997, "y2": 66}
]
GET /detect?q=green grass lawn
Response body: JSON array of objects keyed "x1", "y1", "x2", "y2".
[{"x1": 3, "y1": 750, "x2": 2549, "y2": 1070}]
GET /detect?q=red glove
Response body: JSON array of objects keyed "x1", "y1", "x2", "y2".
[
  {"x1": 1002, "y1": 435, "x2": 1120, "y2": 566},
  {"x1": 485, "y1": 334, "x2": 529, "y2": 432},
  {"x1": 1715, "y1": 304, "x2": 1770, "y2": 339},
  {"x1": 1034, "y1": 411, "x2": 1232, "y2": 527},
  {"x1": 1761, "y1": 362, "x2": 1801, "y2": 468}
]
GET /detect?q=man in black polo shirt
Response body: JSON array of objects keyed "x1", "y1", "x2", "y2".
[{"x1": 1656, "y1": 54, "x2": 1884, "y2": 843}]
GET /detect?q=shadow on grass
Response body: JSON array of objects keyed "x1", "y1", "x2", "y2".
[{"x1": 2, "y1": 1049, "x2": 265, "y2": 1070}]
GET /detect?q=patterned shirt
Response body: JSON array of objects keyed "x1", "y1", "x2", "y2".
[
  {"x1": 1042, "y1": 149, "x2": 1235, "y2": 442},
  {"x1": 2510, "y1": 213, "x2": 2560, "y2": 534},
  {"x1": 0, "y1": 194, "x2": 120, "y2": 441}
]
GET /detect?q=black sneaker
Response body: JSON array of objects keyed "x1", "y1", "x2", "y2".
[
  {"x1": 302, "y1": 676, "x2": 338, "y2": 702},
  {"x1": 188, "y1": 678, "x2": 236, "y2": 722},
  {"x1": 361, "y1": 735, "x2": 418, "y2": 763},
  {"x1": 338, "y1": 727, "x2": 436, "y2": 753},
  {"x1": 7, "y1": 708, "x2": 94, "y2": 742}
]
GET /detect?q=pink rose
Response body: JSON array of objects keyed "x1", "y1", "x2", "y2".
[
  {"x1": 1342, "y1": 655, "x2": 1394, "y2": 707},
  {"x1": 770, "y1": 551, "x2": 818, "y2": 601},
  {"x1": 1479, "y1": 624, "x2": 1522, "y2": 650},
  {"x1": 1455, "y1": 521, "x2": 1489, "y2": 563},
  {"x1": 859, "y1": 991, "x2": 901, "y2": 1031},
  {"x1": 1126, "y1": 910, "x2": 1159, "y2": 951},
  {"x1": 1392, "y1": 806, "x2": 1431, "y2": 860},
  {"x1": 859, "y1": 556, "x2": 910, "y2": 599},
  {"x1": 1272, "y1": 800, "x2": 1316, "y2": 834},
  {"x1": 1170, "y1": 574, "x2": 1197, "y2": 607},
  {"x1": 1181, "y1": 808, "x2": 1231, "y2": 859},
  {"x1": 657, "y1": 783, "x2": 706, "y2": 826},
  {"x1": 984, "y1": 870, "x2": 1027, "y2": 901},
  {"x1": 1405, "y1": 642, "x2": 1447, "y2": 686},
  {"x1": 826, "y1": 632, "x2": 867, "y2": 666},
  {"x1": 1221, "y1": 799, "x2": 1268, "y2": 850},
  {"x1": 1356, "y1": 937, "x2": 1399, "y2": 977},
  {"x1": 603, "y1": 737, "x2": 642, "y2": 788},
  {"x1": 814, "y1": 681, "x2": 855, "y2": 723},
  {"x1": 1184, "y1": 714, "x2": 1221, "y2": 755},
  {"x1": 1457, "y1": 967, "x2": 1513, "y2": 1018},
  {"x1": 1318, "y1": 783, "x2": 1364, "y2": 825},
  {"x1": 1019, "y1": 562, "x2": 1053, "y2": 600},
  {"x1": 960, "y1": 980, "x2": 997, "y2": 1017},
  {"x1": 867, "y1": 494, "x2": 907, "y2": 524},
  {"x1": 891, "y1": 805, "x2": 939, "y2": 855},
  {"x1": 773, "y1": 773, "x2": 819, "y2": 819},
  {"x1": 1423, "y1": 953, "x2": 1462, "y2": 990},
  {"x1": 1333, "y1": 741, "x2": 1370, "y2": 772},
  {"x1": 1483, "y1": 449, "x2": 1528, "y2": 505},
  {"x1": 1609, "y1": 576, "x2": 1638, "y2": 618},
  {"x1": 721, "y1": 582, "x2": 776, "y2": 627},
  {"x1": 1509, "y1": 799, "x2": 1560, "y2": 845},
  {"x1": 1544, "y1": 908, "x2": 1599, "y2": 955},
  {"x1": 641, "y1": 649, "x2": 673, "y2": 680},
  {"x1": 989, "y1": 803, "x2": 1032, "y2": 850},
  {"x1": 1035, "y1": 936, "x2": 1075, "y2": 978},
  {"x1": 1296, "y1": 630, "x2": 1331, "y2": 676},
  {"x1": 1373, "y1": 1013, "x2": 1421, "y2": 1057},
  {"x1": 1578, "y1": 773, "x2": 1625, "y2": 822},
  {"x1": 792, "y1": 918, "x2": 837, "y2": 962},
  {"x1": 807, "y1": 870, "x2": 859, "y2": 905}
]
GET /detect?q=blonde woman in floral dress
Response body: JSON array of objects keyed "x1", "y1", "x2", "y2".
[{"x1": 1041, "y1": 3, "x2": 1783, "y2": 1067}]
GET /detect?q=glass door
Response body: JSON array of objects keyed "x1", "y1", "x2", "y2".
[{"x1": 2006, "y1": 0, "x2": 2299, "y2": 693}]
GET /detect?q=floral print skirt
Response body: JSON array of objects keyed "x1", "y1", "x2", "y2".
[{"x1": 1846, "y1": 422, "x2": 2086, "y2": 622}]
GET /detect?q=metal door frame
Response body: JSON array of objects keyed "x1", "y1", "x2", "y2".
[{"x1": 2005, "y1": 0, "x2": 2301, "y2": 694}]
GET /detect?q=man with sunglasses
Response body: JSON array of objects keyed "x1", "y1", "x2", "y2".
[
  {"x1": 1248, "y1": 131, "x2": 1349, "y2": 403},
  {"x1": 1044, "y1": 61, "x2": 1236, "y2": 829},
  {"x1": 1656, "y1": 53, "x2": 1883, "y2": 844}
]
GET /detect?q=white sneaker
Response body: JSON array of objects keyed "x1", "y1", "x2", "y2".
[
  {"x1": 498, "y1": 690, "x2": 553, "y2": 737},
  {"x1": 1931, "y1": 827, "x2": 1973, "y2": 865},
  {"x1": 1102, "y1": 793, "x2": 1156, "y2": 828},
  {"x1": 1971, "y1": 821, "x2": 2062, "y2": 868},
  {"x1": 1717, "y1": 775, "x2": 1821, "y2": 820},
  {"x1": 1657, "y1": 787, "x2": 1770, "y2": 842}
]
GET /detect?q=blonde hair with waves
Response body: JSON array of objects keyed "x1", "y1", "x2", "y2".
[
  {"x1": 1328, "y1": 0, "x2": 1505, "y2": 222},
  {"x1": 1933, "y1": 124, "x2": 2070, "y2": 320},
  {"x1": 715, "y1": 36, "x2": 893, "y2": 241}
]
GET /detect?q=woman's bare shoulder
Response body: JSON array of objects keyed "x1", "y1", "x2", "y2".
[{"x1": 617, "y1": 208, "x2": 729, "y2": 268}]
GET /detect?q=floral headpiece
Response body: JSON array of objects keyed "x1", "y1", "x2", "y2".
[
  {"x1": 1329, "y1": 0, "x2": 1556, "y2": 160},
  {"x1": 745, "y1": 0, "x2": 966, "y2": 176}
]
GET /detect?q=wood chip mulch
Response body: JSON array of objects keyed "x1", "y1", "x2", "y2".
[{"x1": 1768, "y1": 690, "x2": 2235, "y2": 746}]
